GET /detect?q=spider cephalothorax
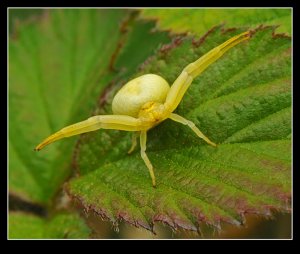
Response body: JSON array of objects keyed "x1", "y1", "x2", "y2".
[{"x1": 35, "y1": 31, "x2": 250, "y2": 187}]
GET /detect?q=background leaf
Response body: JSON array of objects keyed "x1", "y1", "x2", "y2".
[
  {"x1": 139, "y1": 9, "x2": 291, "y2": 35},
  {"x1": 9, "y1": 9, "x2": 43, "y2": 34},
  {"x1": 9, "y1": 212, "x2": 90, "y2": 239},
  {"x1": 9, "y1": 9, "x2": 170, "y2": 205},
  {"x1": 67, "y1": 26, "x2": 291, "y2": 233}
]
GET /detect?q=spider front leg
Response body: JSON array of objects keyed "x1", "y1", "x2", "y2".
[
  {"x1": 169, "y1": 113, "x2": 216, "y2": 147},
  {"x1": 164, "y1": 31, "x2": 250, "y2": 113},
  {"x1": 35, "y1": 115, "x2": 144, "y2": 151},
  {"x1": 140, "y1": 131, "x2": 156, "y2": 187}
]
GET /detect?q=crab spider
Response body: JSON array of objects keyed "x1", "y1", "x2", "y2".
[{"x1": 35, "y1": 31, "x2": 250, "y2": 187}]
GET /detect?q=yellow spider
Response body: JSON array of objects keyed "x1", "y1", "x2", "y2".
[{"x1": 35, "y1": 31, "x2": 250, "y2": 187}]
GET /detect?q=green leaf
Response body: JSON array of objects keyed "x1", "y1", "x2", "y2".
[
  {"x1": 9, "y1": 9, "x2": 43, "y2": 34},
  {"x1": 9, "y1": 9, "x2": 170, "y2": 204},
  {"x1": 66, "y1": 26, "x2": 291, "y2": 233},
  {"x1": 139, "y1": 9, "x2": 291, "y2": 35},
  {"x1": 9, "y1": 212, "x2": 90, "y2": 239}
]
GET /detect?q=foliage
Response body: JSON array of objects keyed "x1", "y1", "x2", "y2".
[
  {"x1": 9, "y1": 8, "x2": 291, "y2": 238},
  {"x1": 67, "y1": 27, "x2": 291, "y2": 232},
  {"x1": 140, "y1": 9, "x2": 291, "y2": 35},
  {"x1": 9, "y1": 212, "x2": 91, "y2": 239}
]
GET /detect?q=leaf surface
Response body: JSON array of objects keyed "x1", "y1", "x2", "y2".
[
  {"x1": 67, "y1": 26, "x2": 291, "y2": 232},
  {"x1": 9, "y1": 212, "x2": 90, "y2": 239},
  {"x1": 139, "y1": 9, "x2": 291, "y2": 35}
]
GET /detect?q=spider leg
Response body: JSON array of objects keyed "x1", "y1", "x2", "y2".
[
  {"x1": 128, "y1": 131, "x2": 139, "y2": 154},
  {"x1": 165, "y1": 31, "x2": 250, "y2": 112},
  {"x1": 35, "y1": 115, "x2": 145, "y2": 151},
  {"x1": 140, "y1": 131, "x2": 156, "y2": 187},
  {"x1": 169, "y1": 113, "x2": 217, "y2": 147}
]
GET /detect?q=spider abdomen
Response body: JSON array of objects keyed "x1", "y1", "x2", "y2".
[{"x1": 112, "y1": 74, "x2": 170, "y2": 117}]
